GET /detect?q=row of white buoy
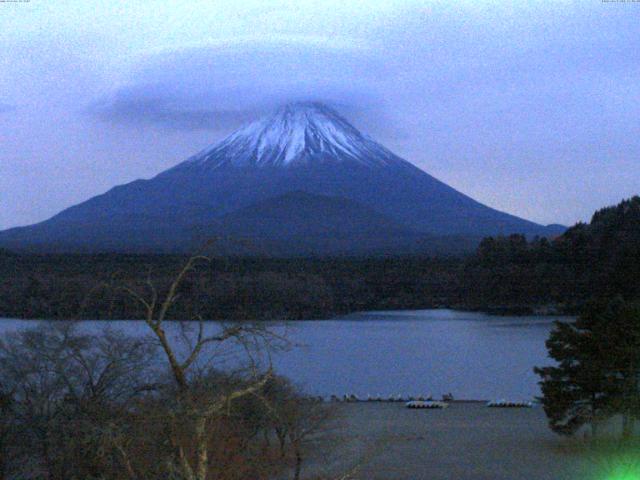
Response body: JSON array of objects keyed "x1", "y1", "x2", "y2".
[
  {"x1": 326, "y1": 394, "x2": 534, "y2": 408},
  {"x1": 406, "y1": 399, "x2": 534, "y2": 409},
  {"x1": 405, "y1": 400, "x2": 449, "y2": 409},
  {"x1": 486, "y1": 400, "x2": 533, "y2": 408}
]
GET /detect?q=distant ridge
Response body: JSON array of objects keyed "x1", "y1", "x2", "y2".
[{"x1": 0, "y1": 102, "x2": 563, "y2": 255}]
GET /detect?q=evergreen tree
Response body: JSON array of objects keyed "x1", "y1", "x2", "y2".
[
  {"x1": 535, "y1": 313, "x2": 612, "y2": 436},
  {"x1": 535, "y1": 297, "x2": 640, "y2": 437},
  {"x1": 593, "y1": 298, "x2": 640, "y2": 437}
]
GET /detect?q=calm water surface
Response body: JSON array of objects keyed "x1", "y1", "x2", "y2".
[{"x1": 0, "y1": 309, "x2": 563, "y2": 400}]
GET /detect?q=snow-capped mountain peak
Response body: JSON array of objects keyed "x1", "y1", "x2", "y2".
[
  {"x1": 0, "y1": 103, "x2": 560, "y2": 255},
  {"x1": 185, "y1": 102, "x2": 402, "y2": 169}
]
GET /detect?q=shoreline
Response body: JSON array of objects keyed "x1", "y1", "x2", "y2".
[{"x1": 0, "y1": 305, "x2": 574, "y2": 323}]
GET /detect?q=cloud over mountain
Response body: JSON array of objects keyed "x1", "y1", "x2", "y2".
[
  {"x1": 4, "y1": 1, "x2": 640, "y2": 231},
  {"x1": 89, "y1": 37, "x2": 386, "y2": 131}
]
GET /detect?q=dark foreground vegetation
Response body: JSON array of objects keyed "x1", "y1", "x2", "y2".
[
  {"x1": 0, "y1": 258, "x2": 337, "y2": 480},
  {"x1": 2, "y1": 197, "x2": 640, "y2": 321},
  {"x1": 536, "y1": 297, "x2": 640, "y2": 438},
  {"x1": 0, "y1": 325, "x2": 328, "y2": 479}
]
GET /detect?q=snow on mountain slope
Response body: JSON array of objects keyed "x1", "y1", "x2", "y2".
[{"x1": 180, "y1": 102, "x2": 403, "y2": 169}]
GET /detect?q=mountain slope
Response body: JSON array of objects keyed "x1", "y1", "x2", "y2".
[
  {"x1": 198, "y1": 191, "x2": 427, "y2": 256},
  {"x1": 0, "y1": 102, "x2": 562, "y2": 255}
]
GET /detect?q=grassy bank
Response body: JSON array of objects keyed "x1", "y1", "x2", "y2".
[{"x1": 306, "y1": 402, "x2": 634, "y2": 480}]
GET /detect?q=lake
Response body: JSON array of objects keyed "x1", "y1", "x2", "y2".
[{"x1": 0, "y1": 309, "x2": 563, "y2": 400}]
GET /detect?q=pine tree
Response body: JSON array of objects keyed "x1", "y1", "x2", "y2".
[
  {"x1": 534, "y1": 316, "x2": 611, "y2": 436},
  {"x1": 535, "y1": 297, "x2": 640, "y2": 437},
  {"x1": 594, "y1": 298, "x2": 640, "y2": 438}
]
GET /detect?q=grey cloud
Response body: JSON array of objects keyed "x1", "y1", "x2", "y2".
[
  {"x1": 88, "y1": 87, "x2": 262, "y2": 131},
  {"x1": 89, "y1": 38, "x2": 387, "y2": 131}
]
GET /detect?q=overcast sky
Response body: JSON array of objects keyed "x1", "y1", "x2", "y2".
[{"x1": 1, "y1": 0, "x2": 639, "y2": 229}]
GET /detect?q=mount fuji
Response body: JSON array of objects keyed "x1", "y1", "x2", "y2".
[{"x1": 0, "y1": 102, "x2": 563, "y2": 255}]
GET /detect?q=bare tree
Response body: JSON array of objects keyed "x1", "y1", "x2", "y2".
[
  {"x1": 0, "y1": 252, "x2": 336, "y2": 480},
  {"x1": 0, "y1": 322, "x2": 157, "y2": 479},
  {"x1": 261, "y1": 377, "x2": 334, "y2": 480},
  {"x1": 121, "y1": 252, "x2": 284, "y2": 480}
]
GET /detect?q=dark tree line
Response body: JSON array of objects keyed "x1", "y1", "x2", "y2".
[
  {"x1": 2, "y1": 196, "x2": 640, "y2": 321},
  {"x1": 462, "y1": 196, "x2": 640, "y2": 313},
  {"x1": 0, "y1": 253, "x2": 462, "y2": 321}
]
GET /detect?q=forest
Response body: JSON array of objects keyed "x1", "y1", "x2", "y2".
[{"x1": 2, "y1": 196, "x2": 640, "y2": 321}]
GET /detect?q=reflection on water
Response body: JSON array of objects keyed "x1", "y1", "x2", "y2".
[{"x1": 0, "y1": 310, "x2": 568, "y2": 400}]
